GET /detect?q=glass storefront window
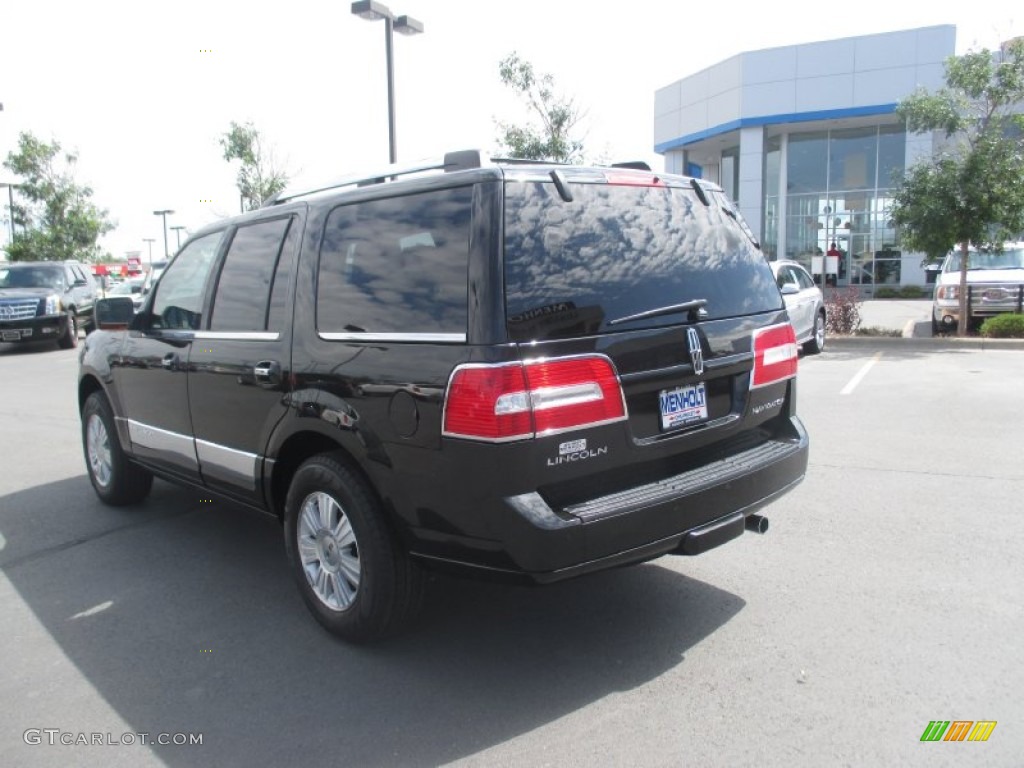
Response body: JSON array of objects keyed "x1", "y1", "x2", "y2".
[
  {"x1": 787, "y1": 132, "x2": 827, "y2": 193},
  {"x1": 721, "y1": 146, "x2": 739, "y2": 202},
  {"x1": 769, "y1": 124, "x2": 907, "y2": 288},
  {"x1": 828, "y1": 127, "x2": 877, "y2": 192},
  {"x1": 877, "y1": 125, "x2": 906, "y2": 188}
]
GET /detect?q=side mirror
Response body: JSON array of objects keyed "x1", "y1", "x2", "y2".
[
  {"x1": 780, "y1": 283, "x2": 800, "y2": 296},
  {"x1": 95, "y1": 297, "x2": 136, "y2": 330},
  {"x1": 73, "y1": 278, "x2": 89, "y2": 287}
]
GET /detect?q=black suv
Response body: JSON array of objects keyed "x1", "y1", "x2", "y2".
[
  {"x1": 78, "y1": 151, "x2": 808, "y2": 642},
  {"x1": 1, "y1": 260, "x2": 97, "y2": 348}
]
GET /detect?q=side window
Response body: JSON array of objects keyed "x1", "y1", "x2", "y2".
[
  {"x1": 316, "y1": 186, "x2": 472, "y2": 335},
  {"x1": 64, "y1": 266, "x2": 77, "y2": 289},
  {"x1": 209, "y1": 218, "x2": 293, "y2": 332},
  {"x1": 775, "y1": 265, "x2": 791, "y2": 290},
  {"x1": 267, "y1": 218, "x2": 301, "y2": 331},
  {"x1": 150, "y1": 232, "x2": 224, "y2": 330},
  {"x1": 795, "y1": 267, "x2": 816, "y2": 291}
]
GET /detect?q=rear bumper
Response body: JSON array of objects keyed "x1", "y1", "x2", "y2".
[{"x1": 411, "y1": 415, "x2": 809, "y2": 582}]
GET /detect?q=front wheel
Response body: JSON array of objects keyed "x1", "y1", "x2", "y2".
[
  {"x1": 57, "y1": 310, "x2": 78, "y2": 349},
  {"x1": 82, "y1": 391, "x2": 153, "y2": 505},
  {"x1": 283, "y1": 453, "x2": 423, "y2": 643},
  {"x1": 804, "y1": 311, "x2": 826, "y2": 354}
]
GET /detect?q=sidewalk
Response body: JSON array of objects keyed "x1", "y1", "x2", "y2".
[
  {"x1": 830, "y1": 298, "x2": 1024, "y2": 350},
  {"x1": 856, "y1": 299, "x2": 932, "y2": 336}
]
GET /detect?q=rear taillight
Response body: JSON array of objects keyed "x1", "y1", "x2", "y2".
[
  {"x1": 751, "y1": 323, "x2": 798, "y2": 389},
  {"x1": 443, "y1": 355, "x2": 626, "y2": 442}
]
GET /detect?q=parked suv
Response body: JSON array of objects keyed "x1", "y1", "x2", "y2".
[
  {"x1": 78, "y1": 151, "x2": 809, "y2": 642},
  {"x1": 0, "y1": 260, "x2": 97, "y2": 347},
  {"x1": 932, "y1": 242, "x2": 1024, "y2": 332}
]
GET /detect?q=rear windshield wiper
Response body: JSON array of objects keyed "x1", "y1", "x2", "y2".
[{"x1": 608, "y1": 298, "x2": 708, "y2": 326}]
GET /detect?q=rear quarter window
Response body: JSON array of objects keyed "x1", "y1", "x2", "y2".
[
  {"x1": 316, "y1": 186, "x2": 472, "y2": 337},
  {"x1": 503, "y1": 181, "x2": 781, "y2": 341}
]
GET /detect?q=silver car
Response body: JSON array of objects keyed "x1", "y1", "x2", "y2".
[{"x1": 770, "y1": 260, "x2": 826, "y2": 353}]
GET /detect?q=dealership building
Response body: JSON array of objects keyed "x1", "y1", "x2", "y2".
[{"x1": 654, "y1": 25, "x2": 958, "y2": 290}]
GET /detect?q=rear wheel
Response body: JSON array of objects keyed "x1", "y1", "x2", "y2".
[
  {"x1": 803, "y1": 311, "x2": 825, "y2": 354},
  {"x1": 57, "y1": 310, "x2": 78, "y2": 349},
  {"x1": 82, "y1": 391, "x2": 154, "y2": 505},
  {"x1": 283, "y1": 453, "x2": 423, "y2": 642}
]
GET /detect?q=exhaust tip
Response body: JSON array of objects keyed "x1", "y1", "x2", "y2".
[{"x1": 745, "y1": 514, "x2": 769, "y2": 534}]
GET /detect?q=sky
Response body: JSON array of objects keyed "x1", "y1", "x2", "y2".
[{"x1": 0, "y1": 0, "x2": 1021, "y2": 263}]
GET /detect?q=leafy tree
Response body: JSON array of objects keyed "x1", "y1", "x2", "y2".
[
  {"x1": 220, "y1": 121, "x2": 289, "y2": 211},
  {"x1": 892, "y1": 39, "x2": 1024, "y2": 335},
  {"x1": 495, "y1": 53, "x2": 585, "y2": 163},
  {"x1": 2, "y1": 132, "x2": 113, "y2": 263}
]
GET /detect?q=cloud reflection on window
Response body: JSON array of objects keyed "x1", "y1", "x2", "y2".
[{"x1": 504, "y1": 183, "x2": 780, "y2": 341}]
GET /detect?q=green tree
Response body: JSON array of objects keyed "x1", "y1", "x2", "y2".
[
  {"x1": 495, "y1": 52, "x2": 585, "y2": 163},
  {"x1": 220, "y1": 121, "x2": 289, "y2": 211},
  {"x1": 891, "y1": 39, "x2": 1024, "y2": 336},
  {"x1": 2, "y1": 132, "x2": 113, "y2": 263}
]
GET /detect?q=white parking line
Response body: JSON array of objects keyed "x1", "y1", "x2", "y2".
[{"x1": 841, "y1": 351, "x2": 882, "y2": 395}]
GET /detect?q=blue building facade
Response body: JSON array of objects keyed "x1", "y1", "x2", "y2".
[{"x1": 654, "y1": 25, "x2": 957, "y2": 289}]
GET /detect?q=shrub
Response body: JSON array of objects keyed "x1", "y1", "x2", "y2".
[
  {"x1": 979, "y1": 313, "x2": 1024, "y2": 338},
  {"x1": 874, "y1": 287, "x2": 900, "y2": 298},
  {"x1": 824, "y1": 286, "x2": 862, "y2": 334},
  {"x1": 853, "y1": 326, "x2": 902, "y2": 337},
  {"x1": 899, "y1": 285, "x2": 925, "y2": 298}
]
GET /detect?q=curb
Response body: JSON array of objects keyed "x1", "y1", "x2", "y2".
[{"x1": 826, "y1": 335, "x2": 1024, "y2": 351}]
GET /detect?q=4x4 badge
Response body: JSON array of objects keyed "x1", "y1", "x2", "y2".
[{"x1": 687, "y1": 327, "x2": 704, "y2": 376}]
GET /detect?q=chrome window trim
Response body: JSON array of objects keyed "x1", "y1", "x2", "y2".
[{"x1": 318, "y1": 332, "x2": 466, "y2": 343}]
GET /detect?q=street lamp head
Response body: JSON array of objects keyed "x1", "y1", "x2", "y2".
[
  {"x1": 153, "y1": 209, "x2": 175, "y2": 216},
  {"x1": 394, "y1": 15, "x2": 423, "y2": 35},
  {"x1": 351, "y1": 0, "x2": 391, "y2": 20}
]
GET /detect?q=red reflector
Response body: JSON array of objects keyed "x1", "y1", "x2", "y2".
[
  {"x1": 443, "y1": 356, "x2": 626, "y2": 442},
  {"x1": 751, "y1": 323, "x2": 798, "y2": 389},
  {"x1": 603, "y1": 170, "x2": 665, "y2": 187}
]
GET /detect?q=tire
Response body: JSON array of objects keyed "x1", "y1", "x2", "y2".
[
  {"x1": 57, "y1": 310, "x2": 78, "y2": 349},
  {"x1": 283, "y1": 453, "x2": 423, "y2": 643},
  {"x1": 82, "y1": 391, "x2": 154, "y2": 505},
  {"x1": 803, "y1": 310, "x2": 826, "y2": 354}
]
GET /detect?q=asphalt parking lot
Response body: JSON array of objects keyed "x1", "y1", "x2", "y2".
[{"x1": 1, "y1": 338, "x2": 1021, "y2": 767}]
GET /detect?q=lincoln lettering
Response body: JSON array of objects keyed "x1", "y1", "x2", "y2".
[{"x1": 547, "y1": 446, "x2": 608, "y2": 466}]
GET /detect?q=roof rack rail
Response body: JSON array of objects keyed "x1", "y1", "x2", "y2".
[{"x1": 263, "y1": 149, "x2": 483, "y2": 207}]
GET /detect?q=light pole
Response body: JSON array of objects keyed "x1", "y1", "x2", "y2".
[
  {"x1": 170, "y1": 225, "x2": 186, "y2": 250},
  {"x1": 0, "y1": 182, "x2": 20, "y2": 245},
  {"x1": 143, "y1": 238, "x2": 156, "y2": 266},
  {"x1": 351, "y1": 1, "x2": 424, "y2": 164},
  {"x1": 153, "y1": 209, "x2": 174, "y2": 259}
]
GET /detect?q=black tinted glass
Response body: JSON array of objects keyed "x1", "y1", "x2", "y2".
[
  {"x1": 151, "y1": 232, "x2": 223, "y2": 330},
  {"x1": 503, "y1": 182, "x2": 782, "y2": 341},
  {"x1": 267, "y1": 217, "x2": 300, "y2": 331},
  {"x1": 210, "y1": 218, "x2": 291, "y2": 332},
  {"x1": 317, "y1": 187, "x2": 471, "y2": 335}
]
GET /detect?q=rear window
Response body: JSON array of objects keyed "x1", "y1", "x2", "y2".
[{"x1": 503, "y1": 181, "x2": 781, "y2": 341}]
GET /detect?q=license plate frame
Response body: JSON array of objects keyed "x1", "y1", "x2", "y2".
[{"x1": 659, "y1": 382, "x2": 709, "y2": 431}]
